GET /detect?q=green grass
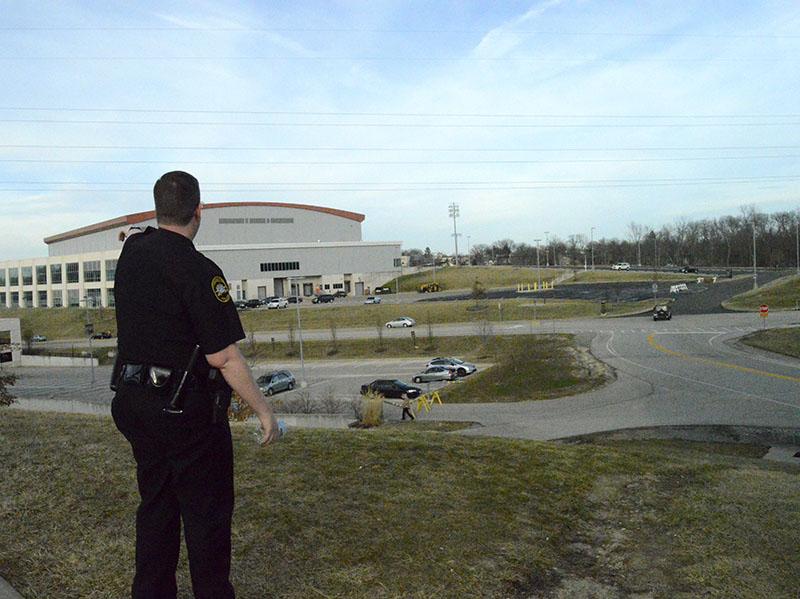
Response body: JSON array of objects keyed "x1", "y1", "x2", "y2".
[
  {"x1": 0, "y1": 307, "x2": 117, "y2": 340},
  {"x1": 568, "y1": 270, "x2": 696, "y2": 284},
  {"x1": 1, "y1": 410, "x2": 798, "y2": 598},
  {"x1": 739, "y1": 326, "x2": 800, "y2": 359},
  {"x1": 439, "y1": 335, "x2": 608, "y2": 403},
  {"x1": 385, "y1": 265, "x2": 566, "y2": 292},
  {"x1": 724, "y1": 274, "x2": 800, "y2": 311}
]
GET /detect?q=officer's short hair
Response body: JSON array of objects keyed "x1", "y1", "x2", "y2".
[{"x1": 153, "y1": 171, "x2": 200, "y2": 226}]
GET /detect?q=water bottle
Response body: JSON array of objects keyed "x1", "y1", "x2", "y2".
[{"x1": 254, "y1": 419, "x2": 286, "y2": 445}]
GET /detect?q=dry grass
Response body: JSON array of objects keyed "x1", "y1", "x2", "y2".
[
  {"x1": 1, "y1": 410, "x2": 798, "y2": 598},
  {"x1": 386, "y1": 265, "x2": 566, "y2": 292},
  {"x1": 724, "y1": 274, "x2": 800, "y2": 311},
  {"x1": 739, "y1": 326, "x2": 800, "y2": 359}
]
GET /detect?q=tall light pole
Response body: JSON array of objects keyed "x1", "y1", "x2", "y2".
[
  {"x1": 466, "y1": 235, "x2": 471, "y2": 266},
  {"x1": 752, "y1": 217, "x2": 758, "y2": 290},
  {"x1": 544, "y1": 231, "x2": 550, "y2": 267},
  {"x1": 796, "y1": 208, "x2": 799, "y2": 276},
  {"x1": 448, "y1": 202, "x2": 460, "y2": 266},
  {"x1": 590, "y1": 227, "x2": 595, "y2": 271},
  {"x1": 289, "y1": 278, "x2": 307, "y2": 387},
  {"x1": 533, "y1": 239, "x2": 542, "y2": 288}
]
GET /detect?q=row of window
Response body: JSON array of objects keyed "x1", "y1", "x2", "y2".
[
  {"x1": 219, "y1": 217, "x2": 294, "y2": 224},
  {"x1": 0, "y1": 288, "x2": 115, "y2": 308},
  {"x1": 0, "y1": 260, "x2": 117, "y2": 287},
  {"x1": 260, "y1": 261, "x2": 300, "y2": 272}
]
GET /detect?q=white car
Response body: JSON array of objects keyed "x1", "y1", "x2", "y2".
[
  {"x1": 266, "y1": 297, "x2": 289, "y2": 309},
  {"x1": 611, "y1": 262, "x2": 631, "y2": 271},
  {"x1": 385, "y1": 316, "x2": 416, "y2": 328},
  {"x1": 364, "y1": 296, "x2": 382, "y2": 304},
  {"x1": 426, "y1": 357, "x2": 477, "y2": 377}
]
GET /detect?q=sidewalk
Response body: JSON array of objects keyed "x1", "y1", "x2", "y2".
[{"x1": 0, "y1": 576, "x2": 23, "y2": 599}]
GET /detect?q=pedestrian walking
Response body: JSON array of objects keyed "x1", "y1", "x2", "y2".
[{"x1": 111, "y1": 171, "x2": 280, "y2": 599}]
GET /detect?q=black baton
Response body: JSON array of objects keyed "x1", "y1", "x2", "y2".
[{"x1": 164, "y1": 344, "x2": 201, "y2": 414}]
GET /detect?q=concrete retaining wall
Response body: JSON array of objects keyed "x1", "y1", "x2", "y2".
[{"x1": 20, "y1": 355, "x2": 99, "y2": 368}]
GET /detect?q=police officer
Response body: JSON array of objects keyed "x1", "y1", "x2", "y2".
[{"x1": 111, "y1": 171, "x2": 280, "y2": 599}]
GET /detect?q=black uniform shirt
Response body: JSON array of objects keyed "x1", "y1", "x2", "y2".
[{"x1": 114, "y1": 227, "x2": 245, "y2": 369}]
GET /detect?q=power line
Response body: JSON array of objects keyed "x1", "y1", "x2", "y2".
[
  {"x1": 2, "y1": 107, "x2": 797, "y2": 119},
  {"x1": 1, "y1": 26, "x2": 798, "y2": 39},
  {"x1": 2, "y1": 143, "x2": 799, "y2": 152},
  {"x1": 2, "y1": 118, "x2": 799, "y2": 128},
  {"x1": 0, "y1": 154, "x2": 798, "y2": 166}
]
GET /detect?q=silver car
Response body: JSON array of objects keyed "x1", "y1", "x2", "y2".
[
  {"x1": 426, "y1": 357, "x2": 477, "y2": 377},
  {"x1": 385, "y1": 316, "x2": 416, "y2": 328},
  {"x1": 257, "y1": 370, "x2": 296, "y2": 396},
  {"x1": 412, "y1": 366, "x2": 456, "y2": 384}
]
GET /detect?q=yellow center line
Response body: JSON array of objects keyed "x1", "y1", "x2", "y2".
[{"x1": 646, "y1": 333, "x2": 800, "y2": 384}]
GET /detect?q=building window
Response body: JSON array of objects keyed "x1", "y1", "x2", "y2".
[
  {"x1": 107, "y1": 288, "x2": 115, "y2": 307},
  {"x1": 22, "y1": 291, "x2": 32, "y2": 307},
  {"x1": 52, "y1": 290, "x2": 62, "y2": 307},
  {"x1": 393, "y1": 258, "x2": 402, "y2": 268},
  {"x1": 66, "y1": 263, "x2": 79, "y2": 284},
  {"x1": 323, "y1": 284, "x2": 330, "y2": 290},
  {"x1": 105, "y1": 259, "x2": 117, "y2": 282},
  {"x1": 21, "y1": 267, "x2": 32, "y2": 286},
  {"x1": 50, "y1": 264, "x2": 62, "y2": 284},
  {"x1": 86, "y1": 288, "x2": 102, "y2": 307},
  {"x1": 9, "y1": 268, "x2": 18, "y2": 286},
  {"x1": 38, "y1": 290, "x2": 48, "y2": 307},
  {"x1": 303, "y1": 283, "x2": 313, "y2": 296},
  {"x1": 332, "y1": 283, "x2": 343, "y2": 289},
  {"x1": 36, "y1": 265, "x2": 47, "y2": 285},
  {"x1": 259, "y1": 261, "x2": 300, "y2": 272},
  {"x1": 67, "y1": 289, "x2": 80, "y2": 307},
  {"x1": 0, "y1": 292, "x2": 5, "y2": 306},
  {"x1": 0, "y1": 269, "x2": 5, "y2": 286},
  {"x1": 83, "y1": 261, "x2": 101, "y2": 283},
  {"x1": 10, "y1": 292, "x2": 18, "y2": 307}
]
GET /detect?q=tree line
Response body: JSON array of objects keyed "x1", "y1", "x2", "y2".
[{"x1": 404, "y1": 206, "x2": 800, "y2": 269}]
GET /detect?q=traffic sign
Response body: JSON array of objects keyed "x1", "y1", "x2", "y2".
[{"x1": 760, "y1": 304, "x2": 769, "y2": 318}]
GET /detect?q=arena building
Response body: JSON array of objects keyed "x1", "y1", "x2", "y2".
[{"x1": 0, "y1": 202, "x2": 402, "y2": 308}]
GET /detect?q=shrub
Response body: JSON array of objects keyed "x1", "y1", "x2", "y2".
[{"x1": 0, "y1": 373, "x2": 17, "y2": 407}]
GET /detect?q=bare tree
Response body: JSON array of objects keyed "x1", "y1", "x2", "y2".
[{"x1": 627, "y1": 222, "x2": 647, "y2": 266}]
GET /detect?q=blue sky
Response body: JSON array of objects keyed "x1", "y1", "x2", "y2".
[{"x1": 1, "y1": 0, "x2": 799, "y2": 259}]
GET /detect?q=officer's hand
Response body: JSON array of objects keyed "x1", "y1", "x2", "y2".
[{"x1": 258, "y1": 413, "x2": 280, "y2": 446}]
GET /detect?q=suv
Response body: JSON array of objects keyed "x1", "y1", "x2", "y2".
[
  {"x1": 245, "y1": 298, "x2": 263, "y2": 309},
  {"x1": 653, "y1": 304, "x2": 672, "y2": 321},
  {"x1": 312, "y1": 294, "x2": 335, "y2": 304},
  {"x1": 90, "y1": 331, "x2": 113, "y2": 339},
  {"x1": 266, "y1": 297, "x2": 289, "y2": 309},
  {"x1": 334, "y1": 290, "x2": 348, "y2": 298},
  {"x1": 611, "y1": 262, "x2": 631, "y2": 271},
  {"x1": 374, "y1": 286, "x2": 393, "y2": 294},
  {"x1": 680, "y1": 266, "x2": 698, "y2": 273},
  {"x1": 360, "y1": 379, "x2": 421, "y2": 399}
]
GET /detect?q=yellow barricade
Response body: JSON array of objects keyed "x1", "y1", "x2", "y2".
[{"x1": 414, "y1": 391, "x2": 443, "y2": 414}]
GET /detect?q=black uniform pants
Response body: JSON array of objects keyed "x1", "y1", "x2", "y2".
[{"x1": 112, "y1": 385, "x2": 235, "y2": 599}]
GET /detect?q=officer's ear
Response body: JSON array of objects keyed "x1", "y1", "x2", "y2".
[{"x1": 194, "y1": 203, "x2": 202, "y2": 222}]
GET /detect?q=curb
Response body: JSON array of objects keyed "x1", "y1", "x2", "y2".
[{"x1": 0, "y1": 576, "x2": 23, "y2": 599}]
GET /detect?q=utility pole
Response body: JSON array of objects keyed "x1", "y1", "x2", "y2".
[
  {"x1": 448, "y1": 202, "x2": 460, "y2": 266},
  {"x1": 590, "y1": 227, "x2": 595, "y2": 271},
  {"x1": 796, "y1": 208, "x2": 799, "y2": 276},
  {"x1": 533, "y1": 239, "x2": 542, "y2": 288},
  {"x1": 290, "y1": 278, "x2": 307, "y2": 387},
  {"x1": 752, "y1": 217, "x2": 758, "y2": 290},
  {"x1": 466, "y1": 235, "x2": 471, "y2": 266}
]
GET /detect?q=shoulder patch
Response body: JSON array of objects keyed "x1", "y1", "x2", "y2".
[{"x1": 211, "y1": 275, "x2": 231, "y2": 303}]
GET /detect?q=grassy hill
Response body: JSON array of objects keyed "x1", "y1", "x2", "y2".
[
  {"x1": 385, "y1": 265, "x2": 565, "y2": 292},
  {"x1": 723, "y1": 274, "x2": 800, "y2": 311}
]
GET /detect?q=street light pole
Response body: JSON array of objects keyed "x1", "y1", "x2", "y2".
[
  {"x1": 533, "y1": 239, "x2": 542, "y2": 288},
  {"x1": 752, "y1": 218, "x2": 758, "y2": 290},
  {"x1": 466, "y1": 235, "x2": 471, "y2": 266},
  {"x1": 590, "y1": 227, "x2": 595, "y2": 271},
  {"x1": 796, "y1": 208, "x2": 799, "y2": 276},
  {"x1": 544, "y1": 231, "x2": 550, "y2": 267},
  {"x1": 448, "y1": 203, "x2": 460, "y2": 266}
]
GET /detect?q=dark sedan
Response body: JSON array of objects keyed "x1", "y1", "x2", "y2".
[
  {"x1": 653, "y1": 304, "x2": 672, "y2": 321},
  {"x1": 360, "y1": 379, "x2": 421, "y2": 399}
]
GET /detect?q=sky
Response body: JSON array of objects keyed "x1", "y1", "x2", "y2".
[{"x1": 1, "y1": 0, "x2": 799, "y2": 259}]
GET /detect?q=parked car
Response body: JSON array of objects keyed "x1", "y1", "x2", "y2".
[
  {"x1": 412, "y1": 366, "x2": 457, "y2": 384},
  {"x1": 364, "y1": 296, "x2": 381, "y2": 304},
  {"x1": 334, "y1": 290, "x2": 348, "y2": 298},
  {"x1": 653, "y1": 304, "x2": 673, "y2": 321},
  {"x1": 31, "y1": 334, "x2": 47, "y2": 342},
  {"x1": 360, "y1": 379, "x2": 421, "y2": 399},
  {"x1": 374, "y1": 286, "x2": 393, "y2": 294},
  {"x1": 234, "y1": 300, "x2": 248, "y2": 310},
  {"x1": 680, "y1": 266, "x2": 698, "y2": 273},
  {"x1": 287, "y1": 296, "x2": 303, "y2": 304},
  {"x1": 385, "y1": 316, "x2": 416, "y2": 328},
  {"x1": 266, "y1": 297, "x2": 289, "y2": 309},
  {"x1": 257, "y1": 370, "x2": 296, "y2": 396},
  {"x1": 426, "y1": 357, "x2": 477, "y2": 377},
  {"x1": 312, "y1": 294, "x2": 336, "y2": 304},
  {"x1": 245, "y1": 298, "x2": 263, "y2": 309},
  {"x1": 90, "y1": 331, "x2": 113, "y2": 339},
  {"x1": 611, "y1": 262, "x2": 631, "y2": 271}
]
